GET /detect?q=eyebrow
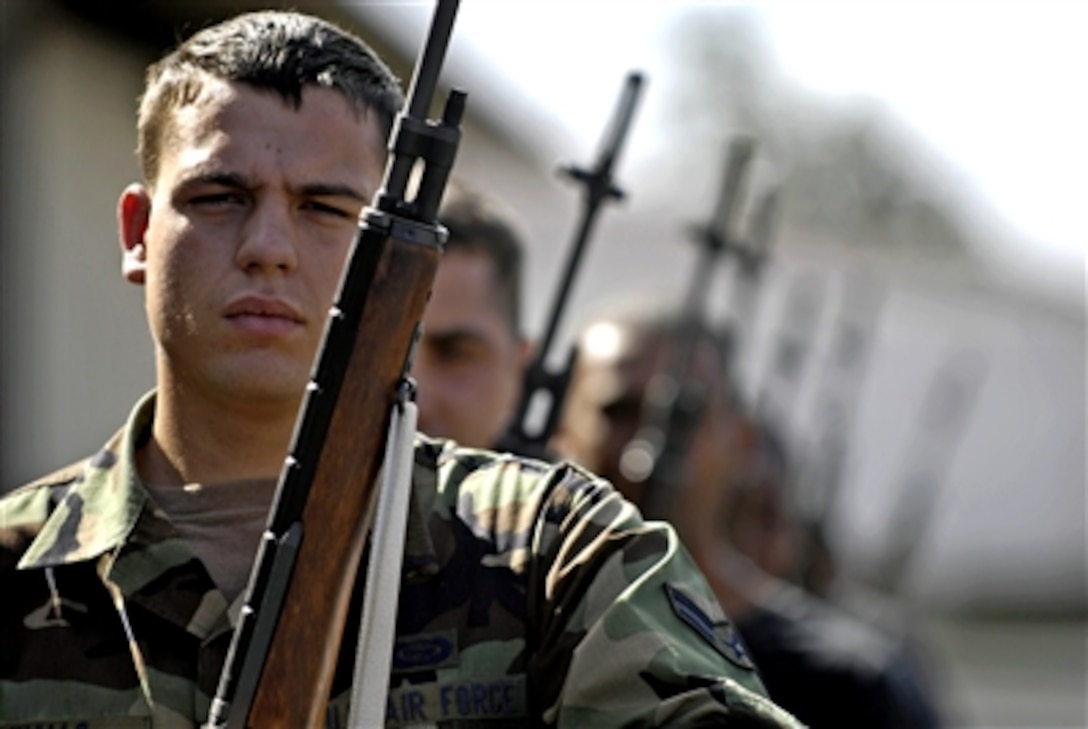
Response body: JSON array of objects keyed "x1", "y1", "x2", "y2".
[
  {"x1": 297, "y1": 182, "x2": 370, "y2": 203},
  {"x1": 177, "y1": 169, "x2": 249, "y2": 190},
  {"x1": 423, "y1": 328, "x2": 488, "y2": 346},
  {"x1": 179, "y1": 170, "x2": 370, "y2": 203}
]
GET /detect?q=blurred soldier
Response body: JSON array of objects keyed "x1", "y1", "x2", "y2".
[
  {"x1": 412, "y1": 181, "x2": 532, "y2": 448},
  {"x1": 728, "y1": 406, "x2": 948, "y2": 725},
  {"x1": 723, "y1": 424, "x2": 804, "y2": 583},
  {"x1": 554, "y1": 305, "x2": 944, "y2": 729}
]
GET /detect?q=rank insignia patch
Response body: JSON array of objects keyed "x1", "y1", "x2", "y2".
[{"x1": 664, "y1": 583, "x2": 755, "y2": 670}]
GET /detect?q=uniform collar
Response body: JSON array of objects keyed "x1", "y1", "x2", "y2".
[
  {"x1": 19, "y1": 391, "x2": 235, "y2": 639},
  {"x1": 18, "y1": 390, "x2": 157, "y2": 570},
  {"x1": 18, "y1": 390, "x2": 443, "y2": 583}
]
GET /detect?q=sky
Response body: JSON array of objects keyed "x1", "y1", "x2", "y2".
[{"x1": 445, "y1": 1, "x2": 1087, "y2": 295}]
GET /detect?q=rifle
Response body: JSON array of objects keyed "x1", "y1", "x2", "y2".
[
  {"x1": 620, "y1": 135, "x2": 756, "y2": 521},
  {"x1": 721, "y1": 184, "x2": 779, "y2": 395},
  {"x1": 205, "y1": 2, "x2": 465, "y2": 726},
  {"x1": 495, "y1": 71, "x2": 645, "y2": 459}
]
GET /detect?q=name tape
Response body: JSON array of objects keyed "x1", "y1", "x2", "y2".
[{"x1": 326, "y1": 675, "x2": 527, "y2": 728}]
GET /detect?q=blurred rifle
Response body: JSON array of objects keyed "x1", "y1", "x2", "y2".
[
  {"x1": 620, "y1": 135, "x2": 762, "y2": 520},
  {"x1": 720, "y1": 177, "x2": 780, "y2": 400},
  {"x1": 496, "y1": 71, "x2": 645, "y2": 459},
  {"x1": 205, "y1": 2, "x2": 464, "y2": 726}
]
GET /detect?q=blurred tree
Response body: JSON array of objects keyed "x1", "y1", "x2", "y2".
[{"x1": 656, "y1": 7, "x2": 972, "y2": 260}]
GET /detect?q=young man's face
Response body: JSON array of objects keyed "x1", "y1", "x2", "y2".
[
  {"x1": 119, "y1": 80, "x2": 386, "y2": 411},
  {"x1": 413, "y1": 247, "x2": 529, "y2": 448}
]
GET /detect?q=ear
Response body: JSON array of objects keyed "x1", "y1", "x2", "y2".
[{"x1": 118, "y1": 183, "x2": 151, "y2": 285}]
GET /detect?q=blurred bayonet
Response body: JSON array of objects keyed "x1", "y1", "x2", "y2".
[
  {"x1": 736, "y1": 184, "x2": 779, "y2": 282},
  {"x1": 498, "y1": 71, "x2": 645, "y2": 458},
  {"x1": 723, "y1": 184, "x2": 781, "y2": 395}
]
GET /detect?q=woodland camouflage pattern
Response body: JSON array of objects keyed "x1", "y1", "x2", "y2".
[{"x1": 0, "y1": 392, "x2": 804, "y2": 728}]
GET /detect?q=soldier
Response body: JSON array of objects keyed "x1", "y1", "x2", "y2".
[
  {"x1": 554, "y1": 306, "x2": 944, "y2": 728},
  {"x1": 412, "y1": 181, "x2": 532, "y2": 449},
  {"x1": 722, "y1": 424, "x2": 803, "y2": 583},
  {"x1": 0, "y1": 10, "x2": 803, "y2": 728}
]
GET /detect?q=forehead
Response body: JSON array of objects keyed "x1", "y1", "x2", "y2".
[
  {"x1": 159, "y1": 78, "x2": 385, "y2": 188},
  {"x1": 425, "y1": 248, "x2": 510, "y2": 330}
]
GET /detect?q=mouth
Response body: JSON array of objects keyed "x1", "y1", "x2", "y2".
[{"x1": 224, "y1": 295, "x2": 304, "y2": 335}]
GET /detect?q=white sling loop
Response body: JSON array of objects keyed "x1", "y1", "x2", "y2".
[{"x1": 347, "y1": 385, "x2": 420, "y2": 728}]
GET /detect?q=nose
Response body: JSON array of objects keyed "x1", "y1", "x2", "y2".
[{"x1": 236, "y1": 198, "x2": 299, "y2": 274}]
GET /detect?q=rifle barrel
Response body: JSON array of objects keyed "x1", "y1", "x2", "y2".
[
  {"x1": 537, "y1": 71, "x2": 644, "y2": 359},
  {"x1": 499, "y1": 72, "x2": 645, "y2": 456}
]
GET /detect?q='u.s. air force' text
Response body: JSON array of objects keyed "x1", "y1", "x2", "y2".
[{"x1": 327, "y1": 676, "x2": 527, "y2": 727}]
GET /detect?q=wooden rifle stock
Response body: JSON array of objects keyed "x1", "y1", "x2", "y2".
[
  {"x1": 246, "y1": 216, "x2": 441, "y2": 728},
  {"x1": 205, "y1": 2, "x2": 464, "y2": 726}
]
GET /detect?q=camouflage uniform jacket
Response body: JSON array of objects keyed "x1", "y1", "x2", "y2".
[{"x1": 1, "y1": 392, "x2": 803, "y2": 728}]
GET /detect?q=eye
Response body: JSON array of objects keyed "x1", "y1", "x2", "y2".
[
  {"x1": 430, "y1": 335, "x2": 489, "y2": 366},
  {"x1": 302, "y1": 199, "x2": 356, "y2": 219},
  {"x1": 437, "y1": 340, "x2": 478, "y2": 362},
  {"x1": 190, "y1": 191, "x2": 247, "y2": 208}
]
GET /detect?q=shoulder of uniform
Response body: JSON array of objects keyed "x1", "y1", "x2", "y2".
[
  {"x1": 1, "y1": 458, "x2": 88, "y2": 566},
  {"x1": 415, "y1": 434, "x2": 547, "y2": 477},
  {"x1": 4, "y1": 458, "x2": 88, "y2": 499},
  {"x1": 415, "y1": 435, "x2": 612, "y2": 513},
  {"x1": 1, "y1": 458, "x2": 88, "y2": 525},
  {"x1": 719, "y1": 677, "x2": 808, "y2": 728}
]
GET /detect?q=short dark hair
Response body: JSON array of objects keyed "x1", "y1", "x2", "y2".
[
  {"x1": 439, "y1": 181, "x2": 526, "y2": 334},
  {"x1": 136, "y1": 10, "x2": 404, "y2": 183}
]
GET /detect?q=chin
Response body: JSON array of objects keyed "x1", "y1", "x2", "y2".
[
  {"x1": 230, "y1": 381, "x2": 305, "y2": 408},
  {"x1": 216, "y1": 364, "x2": 309, "y2": 405}
]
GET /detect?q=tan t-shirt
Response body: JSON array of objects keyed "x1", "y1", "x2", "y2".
[{"x1": 147, "y1": 478, "x2": 277, "y2": 603}]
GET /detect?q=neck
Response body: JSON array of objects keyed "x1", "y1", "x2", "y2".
[{"x1": 140, "y1": 382, "x2": 300, "y2": 487}]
